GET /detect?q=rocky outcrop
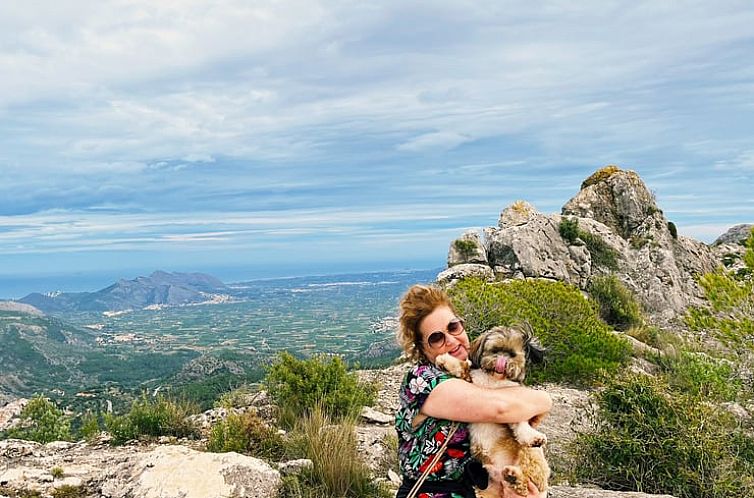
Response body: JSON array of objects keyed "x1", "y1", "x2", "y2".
[
  {"x1": 447, "y1": 230, "x2": 488, "y2": 266},
  {"x1": 0, "y1": 440, "x2": 280, "y2": 498},
  {"x1": 713, "y1": 224, "x2": 753, "y2": 246},
  {"x1": 101, "y1": 445, "x2": 281, "y2": 498},
  {"x1": 442, "y1": 167, "x2": 721, "y2": 320}
]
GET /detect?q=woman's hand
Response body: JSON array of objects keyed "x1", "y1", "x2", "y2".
[{"x1": 501, "y1": 479, "x2": 542, "y2": 498}]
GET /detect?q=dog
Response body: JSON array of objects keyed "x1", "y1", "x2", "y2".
[{"x1": 436, "y1": 324, "x2": 550, "y2": 497}]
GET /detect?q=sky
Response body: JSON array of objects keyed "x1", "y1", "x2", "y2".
[{"x1": 1, "y1": 1, "x2": 754, "y2": 298}]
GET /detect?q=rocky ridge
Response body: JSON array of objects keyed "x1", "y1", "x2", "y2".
[{"x1": 439, "y1": 166, "x2": 739, "y2": 323}]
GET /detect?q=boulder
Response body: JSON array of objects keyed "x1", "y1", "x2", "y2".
[
  {"x1": 562, "y1": 166, "x2": 659, "y2": 240},
  {"x1": 100, "y1": 445, "x2": 281, "y2": 498},
  {"x1": 0, "y1": 399, "x2": 27, "y2": 431},
  {"x1": 713, "y1": 224, "x2": 754, "y2": 246},
  {"x1": 436, "y1": 264, "x2": 494, "y2": 286}
]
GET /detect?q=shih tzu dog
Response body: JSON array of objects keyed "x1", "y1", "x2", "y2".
[{"x1": 436, "y1": 324, "x2": 550, "y2": 498}]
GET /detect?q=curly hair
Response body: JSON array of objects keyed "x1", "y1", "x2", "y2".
[{"x1": 396, "y1": 284, "x2": 457, "y2": 363}]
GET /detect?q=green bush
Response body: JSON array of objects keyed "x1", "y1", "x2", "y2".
[
  {"x1": 264, "y1": 352, "x2": 376, "y2": 424},
  {"x1": 6, "y1": 396, "x2": 71, "y2": 443},
  {"x1": 453, "y1": 239, "x2": 478, "y2": 260},
  {"x1": 587, "y1": 275, "x2": 643, "y2": 330},
  {"x1": 78, "y1": 411, "x2": 100, "y2": 442},
  {"x1": 572, "y1": 373, "x2": 754, "y2": 497},
  {"x1": 206, "y1": 410, "x2": 286, "y2": 461},
  {"x1": 558, "y1": 218, "x2": 619, "y2": 270},
  {"x1": 448, "y1": 278, "x2": 631, "y2": 386},
  {"x1": 685, "y1": 229, "x2": 754, "y2": 361},
  {"x1": 656, "y1": 350, "x2": 742, "y2": 402},
  {"x1": 667, "y1": 221, "x2": 678, "y2": 239},
  {"x1": 558, "y1": 217, "x2": 580, "y2": 244},
  {"x1": 280, "y1": 406, "x2": 389, "y2": 498},
  {"x1": 104, "y1": 394, "x2": 198, "y2": 445}
]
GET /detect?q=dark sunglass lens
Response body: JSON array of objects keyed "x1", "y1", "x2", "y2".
[
  {"x1": 428, "y1": 331, "x2": 445, "y2": 348},
  {"x1": 447, "y1": 320, "x2": 463, "y2": 334}
]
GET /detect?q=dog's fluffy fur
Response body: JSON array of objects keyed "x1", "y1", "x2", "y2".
[{"x1": 436, "y1": 324, "x2": 550, "y2": 497}]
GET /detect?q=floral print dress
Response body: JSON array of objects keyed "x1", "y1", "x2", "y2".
[{"x1": 395, "y1": 362, "x2": 473, "y2": 498}]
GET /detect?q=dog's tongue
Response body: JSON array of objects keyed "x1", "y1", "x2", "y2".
[{"x1": 495, "y1": 356, "x2": 507, "y2": 374}]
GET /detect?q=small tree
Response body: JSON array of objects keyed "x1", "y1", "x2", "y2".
[
  {"x1": 265, "y1": 352, "x2": 375, "y2": 424},
  {"x1": 7, "y1": 396, "x2": 71, "y2": 443}
]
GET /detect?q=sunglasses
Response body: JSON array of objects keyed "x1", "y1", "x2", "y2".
[{"x1": 425, "y1": 318, "x2": 465, "y2": 349}]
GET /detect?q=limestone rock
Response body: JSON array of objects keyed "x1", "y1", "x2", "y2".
[
  {"x1": 0, "y1": 399, "x2": 27, "y2": 431},
  {"x1": 549, "y1": 486, "x2": 677, "y2": 498},
  {"x1": 436, "y1": 263, "x2": 494, "y2": 286},
  {"x1": 447, "y1": 230, "x2": 487, "y2": 266},
  {"x1": 277, "y1": 458, "x2": 313, "y2": 476},
  {"x1": 360, "y1": 406, "x2": 393, "y2": 424},
  {"x1": 563, "y1": 167, "x2": 659, "y2": 240},
  {"x1": 713, "y1": 223, "x2": 753, "y2": 246},
  {"x1": 101, "y1": 445, "x2": 280, "y2": 498},
  {"x1": 439, "y1": 166, "x2": 722, "y2": 320},
  {"x1": 499, "y1": 200, "x2": 539, "y2": 228}
]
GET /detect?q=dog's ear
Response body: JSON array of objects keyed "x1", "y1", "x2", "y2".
[
  {"x1": 468, "y1": 331, "x2": 489, "y2": 368},
  {"x1": 519, "y1": 322, "x2": 546, "y2": 364}
]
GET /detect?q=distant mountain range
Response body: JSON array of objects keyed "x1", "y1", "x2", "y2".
[{"x1": 18, "y1": 271, "x2": 230, "y2": 313}]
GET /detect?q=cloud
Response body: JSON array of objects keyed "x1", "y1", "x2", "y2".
[
  {"x1": 397, "y1": 131, "x2": 473, "y2": 152},
  {"x1": 1, "y1": 1, "x2": 754, "y2": 278}
]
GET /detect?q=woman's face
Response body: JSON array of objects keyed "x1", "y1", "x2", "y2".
[{"x1": 418, "y1": 305, "x2": 470, "y2": 364}]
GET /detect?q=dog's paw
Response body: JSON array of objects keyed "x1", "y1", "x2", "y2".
[
  {"x1": 435, "y1": 354, "x2": 471, "y2": 381},
  {"x1": 511, "y1": 423, "x2": 548, "y2": 447},
  {"x1": 528, "y1": 432, "x2": 547, "y2": 448},
  {"x1": 502, "y1": 466, "x2": 528, "y2": 496}
]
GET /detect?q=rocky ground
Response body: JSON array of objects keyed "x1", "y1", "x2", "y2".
[{"x1": 0, "y1": 363, "x2": 681, "y2": 498}]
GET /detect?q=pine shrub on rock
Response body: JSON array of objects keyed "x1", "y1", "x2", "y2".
[
  {"x1": 448, "y1": 278, "x2": 631, "y2": 386},
  {"x1": 6, "y1": 396, "x2": 71, "y2": 443}
]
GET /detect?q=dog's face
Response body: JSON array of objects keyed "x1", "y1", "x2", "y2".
[{"x1": 468, "y1": 324, "x2": 545, "y2": 382}]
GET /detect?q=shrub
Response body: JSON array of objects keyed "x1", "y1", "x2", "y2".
[
  {"x1": 587, "y1": 275, "x2": 643, "y2": 330},
  {"x1": 264, "y1": 352, "x2": 376, "y2": 425},
  {"x1": 0, "y1": 489, "x2": 43, "y2": 498},
  {"x1": 104, "y1": 394, "x2": 198, "y2": 445},
  {"x1": 656, "y1": 350, "x2": 742, "y2": 402},
  {"x1": 280, "y1": 406, "x2": 389, "y2": 498},
  {"x1": 50, "y1": 466, "x2": 64, "y2": 479},
  {"x1": 78, "y1": 411, "x2": 100, "y2": 442},
  {"x1": 448, "y1": 278, "x2": 631, "y2": 386},
  {"x1": 745, "y1": 226, "x2": 754, "y2": 270},
  {"x1": 580, "y1": 231, "x2": 619, "y2": 269},
  {"x1": 453, "y1": 238, "x2": 477, "y2": 260},
  {"x1": 51, "y1": 485, "x2": 86, "y2": 498},
  {"x1": 207, "y1": 410, "x2": 286, "y2": 461},
  {"x1": 667, "y1": 221, "x2": 678, "y2": 239},
  {"x1": 572, "y1": 373, "x2": 754, "y2": 497},
  {"x1": 6, "y1": 396, "x2": 71, "y2": 443},
  {"x1": 558, "y1": 217, "x2": 580, "y2": 244},
  {"x1": 625, "y1": 325, "x2": 659, "y2": 348},
  {"x1": 214, "y1": 385, "x2": 260, "y2": 409},
  {"x1": 558, "y1": 218, "x2": 619, "y2": 270}
]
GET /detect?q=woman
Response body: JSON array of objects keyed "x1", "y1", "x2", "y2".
[{"x1": 395, "y1": 284, "x2": 551, "y2": 498}]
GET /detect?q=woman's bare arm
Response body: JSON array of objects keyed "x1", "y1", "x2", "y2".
[{"x1": 420, "y1": 378, "x2": 551, "y2": 424}]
